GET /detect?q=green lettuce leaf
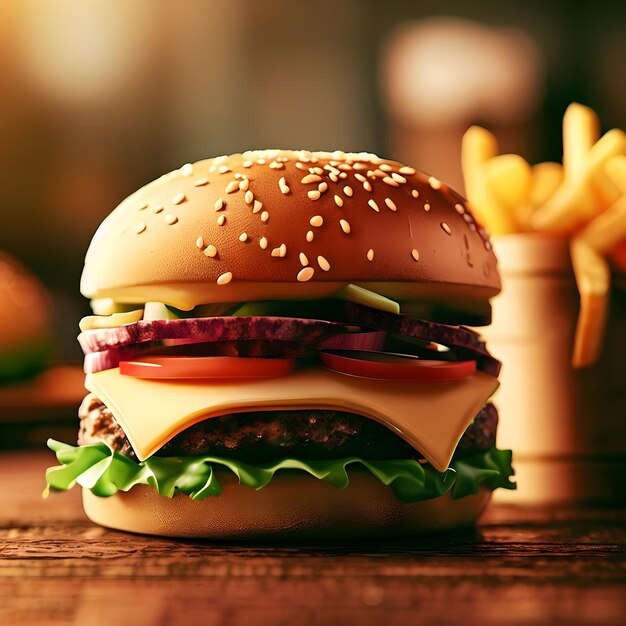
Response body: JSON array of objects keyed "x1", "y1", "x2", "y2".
[{"x1": 45, "y1": 439, "x2": 515, "y2": 503}]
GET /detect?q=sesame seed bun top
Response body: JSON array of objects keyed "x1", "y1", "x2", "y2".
[{"x1": 81, "y1": 149, "x2": 500, "y2": 311}]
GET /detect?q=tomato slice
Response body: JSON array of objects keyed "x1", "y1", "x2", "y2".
[
  {"x1": 319, "y1": 350, "x2": 475, "y2": 381},
  {"x1": 119, "y1": 356, "x2": 295, "y2": 379}
]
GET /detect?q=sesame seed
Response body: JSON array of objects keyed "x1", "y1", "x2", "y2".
[
  {"x1": 308, "y1": 190, "x2": 321, "y2": 200},
  {"x1": 391, "y1": 172, "x2": 406, "y2": 184},
  {"x1": 261, "y1": 210, "x2": 270, "y2": 223},
  {"x1": 214, "y1": 198, "x2": 224, "y2": 211},
  {"x1": 259, "y1": 237, "x2": 268, "y2": 249},
  {"x1": 363, "y1": 181, "x2": 372, "y2": 192},
  {"x1": 243, "y1": 160, "x2": 253, "y2": 168},
  {"x1": 239, "y1": 232, "x2": 249, "y2": 242},
  {"x1": 173, "y1": 193, "x2": 186, "y2": 205},
  {"x1": 225, "y1": 180, "x2": 239, "y2": 194},
  {"x1": 216, "y1": 271, "x2": 233, "y2": 285},
  {"x1": 353, "y1": 163, "x2": 367, "y2": 170},
  {"x1": 411, "y1": 249, "x2": 420, "y2": 262},
  {"x1": 299, "y1": 252, "x2": 309, "y2": 266},
  {"x1": 306, "y1": 230, "x2": 314, "y2": 242},
  {"x1": 301, "y1": 174, "x2": 321, "y2": 184},
  {"x1": 217, "y1": 215, "x2": 226, "y2": 226},
  {"x1": 441, "y1": 222, "x2": 452, "y2": 235},
  {"x1": 343, "y1": 185, "x2": 353, "y2": 197},
  {"x1": 337, "y1": 163, "x2": 352, "y2": 171},
  {"x1": 469, "y1": 223, "x2": 477, "y2": 232},
  {"x1": 329, "y1": 173, "x2": 339, "y2": 183},
  {"x1": 368, "y1": 199, "x2": 380, "y2": 212},
  {"x1": 310, "y1": 215, "x2": 324, "y2": 227},
  {"x1": 463, "y1": 213, "x2": 473, "y2": 223},
  {"x1": 383, "y1": 176, "x2": 399, "y2": 187},
  {"x1": 194, "y1": 178, "x2": 209, "y2": 187},
  {"x1": 153, "y1": 205, "x2": 164, "y2": 214},
  {"x1": 297, "y1": 267, "x2": 315, "y2": 282},
  {"x1": 485, "y1": 240, "x2": 492, "y2": 251},
  {"x1": 234, "y1": 173, "x2": 243, "y2": 179},
  {"x1": 455, "y1": 203, "x2": 465, "y2": 214},
  {"x1": 372, "y1": 169, "x2": 386, "y2": 178},
  {"x1": 135, "y1": 222, "x2": 146, "y2": 234},
  {"x1": 411, "y1": 189, "x2": 420, "y2": 198},
  {"x1": 295, "y1": 162, "x2": 308, "y2": 170},
  {"x1": 253, "y1": 200, "x2": 263, "y2": 213},
  {"x1": 334, "y1": 195, "x2": 344, "y2": 207},
  {"x1": 379, "y1": 163, "x2": 392, "y2": 171},
  {"x1": 271, "y1": 243, "x2": 287, "y2": 258},
  {"x1": 244, "y1": 190, "x2": 254, "y2": 205},
  {"x1": 218, "y1": 165, "x2": 231, "y2": 174},
  {"x1": 429, "y1": 176, "x2": 442, "y2": 190},
  {"x1": 317, "y1": 255, "x2": 330, "y2": 271},
  {"x1": 355, "y1": 173, "x2": 366, "y2": 182},
  {"x1": 367, "y1": 249, "x2": 374, "y2": 261},
  {"x1": 180, "y1": 163, "x2": 193, "y2": 176},
  {"x1": 165, "y1": 214, "x2": 178, "y2": 225},
  {"x1": 339, "y1": 172, "x2": 348, "y2": 179},
  {"x1": 400, "y1": 166, "x2": 416, "y2": 175},
  {"x1": 424, "y1": 203, "x2": 431, "y2": 212},
  {"x1": 196, "y1": 236, "x2": 205, "y2": 249},
  {"x1": 310, "y1": 167, "x2": 324, "y2": 175},
  {"x1": 278, "y1": 177, "x2": 290, "y2": 194},
  {"x1": 239, "y1": 178, "x2": 250, "y2": 192},
  {"x1": 204, "y1": 244, "x2": 217, "y2": 258},
  {"x1": 340, "y1": 219, "x2": 351, "y2": 234},
  {"x1": 257, "y1": 159, "x2": 266, "y2": 165},
  {"x1": 138, "y1": 202, "x2": 149, "y2": 211},
  {"x1": 269, "y1": 161, "x2": 284, "y2": 169},
  {"x1": 385, "y1": 198, "x2": 397, "y2": 211},
  {"x1": 318, "y1": 182, "x2": 328, "y2": 193}
]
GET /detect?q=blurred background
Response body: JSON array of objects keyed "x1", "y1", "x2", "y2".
[
  {"x1": 1, "y1": 0, "x2": 625, "y2": 349},
  {"x1": 0, "y1": 0, "x2": 625, "y2": 459}
]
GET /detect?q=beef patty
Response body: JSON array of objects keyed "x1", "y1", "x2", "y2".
[{"x1": 78, "y1": 394, "x2": 498, "y2": 463}]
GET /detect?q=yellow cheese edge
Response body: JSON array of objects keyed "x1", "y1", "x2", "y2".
[{"x1": 85, "y1": 366, "x2": 499, "y2": 473}]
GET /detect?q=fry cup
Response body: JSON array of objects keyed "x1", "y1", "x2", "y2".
[{"x1": 478, "y1": 234, "x2": 626, "y2": 503}]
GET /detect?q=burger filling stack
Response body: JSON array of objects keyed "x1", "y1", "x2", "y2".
[{"x1": 46, "y1": 150, "x2": 515, "y2": 538}]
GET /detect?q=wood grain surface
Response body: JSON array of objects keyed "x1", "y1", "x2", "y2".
[{"x1": 1, "y1": 450, "x2": 625, "y2": 626}]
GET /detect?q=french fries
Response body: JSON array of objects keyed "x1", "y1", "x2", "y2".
[
  {"x1": 563, "y1": 103, "x2": 600, "y2": 181},
  {"x1": 605, "y1": 154, "x2": 626, "y2": 194},
  {"x1": 462, "y1": 126, "x2": 518, "y2": 234},
  {"x1": 579, "y1": 197, "x2": 626, "y2": 254},
  {"x1": 484, "y1": 154, "x2": 531, "y2": 221},
  {"x1": 461, "y1": 103, "x2": 626, "y2": 367},
  {"x1": 530, "y1": 128, "x2": 626, "y2": 232},
  {"x1": 570, "y1": 238, "x2": 611, "y2": 368}
]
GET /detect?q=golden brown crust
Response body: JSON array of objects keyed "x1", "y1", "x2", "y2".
[
  {"x1": 81, "y1": 150, "x2": 500, "y2": 306},
  {"x1": 82, "y1": 473, "x2": 492, "y2": 539}
]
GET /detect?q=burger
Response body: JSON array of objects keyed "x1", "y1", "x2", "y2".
[{"x1": 45, "y1": 150, "x2": 514, "y2": 538}]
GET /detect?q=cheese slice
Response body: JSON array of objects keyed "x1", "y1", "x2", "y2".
[{"x1": 86, "y1": 367, "x2": 498, "y2": 473}]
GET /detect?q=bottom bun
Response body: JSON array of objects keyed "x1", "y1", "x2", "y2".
[{"x1": 82, "y1": 471, "x2": 492, "y2": 539}]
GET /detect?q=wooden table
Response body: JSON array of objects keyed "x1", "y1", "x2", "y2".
[{"x1": 1, "y1": 450, "x2": 625, "y2": 626}]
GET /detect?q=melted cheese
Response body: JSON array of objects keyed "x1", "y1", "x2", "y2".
[{"x1": 86, "y1": 367, "x2": 498, "y2": 473}]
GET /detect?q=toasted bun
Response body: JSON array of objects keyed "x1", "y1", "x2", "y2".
[
  {"x1": 82, "y1": 472, "x2": 491, "y2": 539},
  {"x1": 81, "y1": 150, "x2": 499, "y2": 311}
]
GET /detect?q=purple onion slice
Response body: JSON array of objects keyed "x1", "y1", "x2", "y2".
[{"x1": 79, "y1": 316, "x2": 351, "y2": 355}]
